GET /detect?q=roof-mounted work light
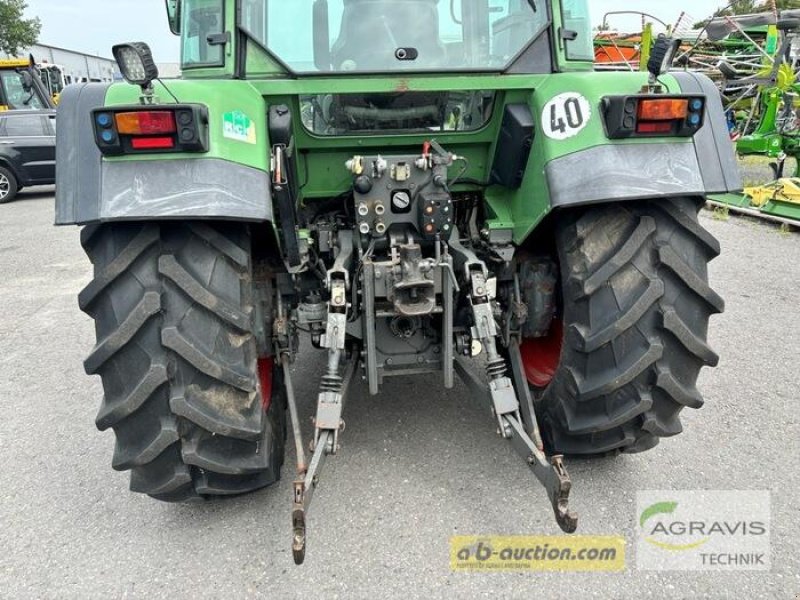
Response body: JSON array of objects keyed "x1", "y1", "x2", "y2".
[
  {"x1": 647, "y1": 35, "x2": 682, "y2": 85},
  {"x1": 112, "y1": 42, "x2": 160, "y2": 99}
]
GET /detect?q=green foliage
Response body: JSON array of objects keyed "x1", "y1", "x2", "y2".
[
  {"x1": 693, "y1": 2, "x2": 800, "y2": 35},
  {"x1": 711, "y1": 204, "x2": 731, "y2": 221},
  {"x1": 0, "y1": 0, "x2": 41, "y2": 57},
  {"x1": 718, "y1": 0, "x2": 800, "y2": 15}
]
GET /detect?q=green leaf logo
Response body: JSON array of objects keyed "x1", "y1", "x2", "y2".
[
  {"x1": 640, "y1": 501, "x2": 710, "y2": 552},
  {"x1": 640, "y1": 501, "x2": 678, "y2": 527}
]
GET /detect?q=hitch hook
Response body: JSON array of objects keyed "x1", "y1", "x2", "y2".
[{"x1": 550, "y1": 455, "x2": 578, "y2": 533}]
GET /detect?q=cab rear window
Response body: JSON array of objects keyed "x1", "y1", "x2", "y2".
[
  {"x1": 561, "y1": 0, "x2": 593, "y2": 61},
  {"x1": 181, "y1": 0, "x2": 225, "y2": 68}
]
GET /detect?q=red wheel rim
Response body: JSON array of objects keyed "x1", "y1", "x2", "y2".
[
  {"x1": 520, "y1": 319, "x2": 563, "y2": 388},
  {"x1": 257, "y1": 357, "x2": 274, "y2": 411}
]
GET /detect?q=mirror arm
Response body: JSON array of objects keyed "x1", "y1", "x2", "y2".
[{"x1": 313, "y1": 0, "x2": 332, "y2": 71}]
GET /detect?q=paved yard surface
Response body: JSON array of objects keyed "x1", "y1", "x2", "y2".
[{"x1": 0, "y1": 189, "x2": 797, "y2": 599}]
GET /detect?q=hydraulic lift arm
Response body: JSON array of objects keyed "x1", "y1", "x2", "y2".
[{"x1": 450, "y1": 236, "x2": 578, "y2": 534}]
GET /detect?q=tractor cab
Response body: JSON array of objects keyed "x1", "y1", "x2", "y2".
[
  {"x1": 0, "y1": 58, "x2": 55, "y2": 112},
  {"x1": 174, "y1": 0, "x2": 592, "y2": 76}
]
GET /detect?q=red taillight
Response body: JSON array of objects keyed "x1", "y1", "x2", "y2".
[
  {"x1": 637, "y1": 99, "x2": 689, "y2": 121},
  {"x1": 115, "y1": 111, "x2": 176, "y2": 135},
  {"x1": 131, "y1": 136, "x2": 175, "y2": 150},
  {"x1": 636, "y1": 121, "x2": 673, "y2": 134},
  {"x1": 603, "y1": 95, "x2": 706, "y2": 139},
  {"x1": 93, "y1": 105, "x2": 208, "y2": 156}
]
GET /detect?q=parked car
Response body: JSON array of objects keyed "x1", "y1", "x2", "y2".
[{"x1": 0, "y1": 109, "x2": 56, "y2": 204}]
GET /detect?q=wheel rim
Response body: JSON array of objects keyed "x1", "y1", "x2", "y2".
[
  {"x1": 520, "y1": 319, "x2": 563, "y2": 388},
  {"x1": 0, "y1": 174, "x2": 9, "y2": 200}
]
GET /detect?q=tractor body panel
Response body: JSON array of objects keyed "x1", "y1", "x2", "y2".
[{"x1": 56, "y1": 71, "x2": 740, "y2": 242}]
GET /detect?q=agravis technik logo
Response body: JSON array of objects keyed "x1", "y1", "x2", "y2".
[{"x1": 636, "y1": 491, "x2": 770, "y2": 571}]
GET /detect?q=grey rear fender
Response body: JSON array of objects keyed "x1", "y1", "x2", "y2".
[
  {"x1": 55, "y1": 83, "x2": 273, "y2": 226},
  {"x1": 545, "y1": 72, "x2": 742, "y2": 210}
]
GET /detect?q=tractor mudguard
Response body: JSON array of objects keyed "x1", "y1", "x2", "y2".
[
  {"x1": 545, "y1": 73, "x2": 743, "y2": 211},
  {"x1": 55, "y1": 83, "x2": 273, "y2": 226}
]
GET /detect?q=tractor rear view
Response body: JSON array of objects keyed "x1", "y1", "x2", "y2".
[{"x1": 55, "y1": 0, "x2": 740, "y2": 564}]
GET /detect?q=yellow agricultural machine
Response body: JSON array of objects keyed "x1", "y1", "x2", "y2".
[{"x1": 0, "y1": 56, "x2": 56, "y2": 111}]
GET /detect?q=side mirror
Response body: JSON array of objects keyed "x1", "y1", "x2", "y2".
[
  {"x1": 20, "y1": 71, "x2": 34, "y2": 93},
  {"x1": 166, "y1": 0, "x2": 182, "y2": 35},
  {"x1": 313, "y1": 0, "x2": 331, "y2": 71}
]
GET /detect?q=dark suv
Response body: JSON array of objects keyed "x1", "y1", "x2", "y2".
[{"x1": 0, "y1": 109, "x2": 56, "y2": 204}]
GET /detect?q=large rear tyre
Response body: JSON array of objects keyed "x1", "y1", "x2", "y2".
[
  {"x1": 80, "y1": 222, "x2": 286, "y2": 501},
  {"x1": 532, "y1": 197, "x2": 724, "y2": 455}
]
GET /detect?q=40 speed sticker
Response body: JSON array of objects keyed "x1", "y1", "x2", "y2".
[{"x1": 542, "y1": 92, "x2": 591, "y2": 140}]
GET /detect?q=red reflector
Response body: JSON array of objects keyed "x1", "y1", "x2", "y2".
[
  {"x1": 636, "y1": 121, "x2": 673, "y2": 134},
  {"x1": 638, "y1": 99, "x2": 689, "y2": 121},
  {"x1": 116, "y1": 111, "x2": 176, "y2": 135},
  {"x1": 131, "y1": 136, "x2": 175, "y2": 150}
]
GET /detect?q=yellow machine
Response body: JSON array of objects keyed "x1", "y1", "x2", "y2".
[
  {"x1": 745, "y1": 178, "x2": 800, "y2": 207},
  {"x1": 709, "y1": 178, "x2": 800, "y2": 227},
  {"x1": 0, "y1": 57, "x2": 56, "y2": 111},
  {"x1": 37, "y1": 64, "x2": 66, "y2": 104}
]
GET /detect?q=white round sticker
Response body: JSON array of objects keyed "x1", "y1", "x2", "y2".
[{"x1": 542, "y1": 92, "x2": 592, "y2": 140}]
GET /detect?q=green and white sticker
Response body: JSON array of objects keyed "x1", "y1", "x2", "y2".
[
  {"x1": 223, "y1": 110, "x2": 257, "y2": 144},
  {"x1": 542, "y1": 92, "x2": 591, "y2": 140}
]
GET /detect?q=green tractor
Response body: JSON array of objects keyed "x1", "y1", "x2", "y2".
[{"x1": 56, "y1": 0, "x2": 740, "y2": 563}]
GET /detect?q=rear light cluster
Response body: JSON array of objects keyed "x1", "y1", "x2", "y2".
[
  {"x1": 92, "y1": 105, "x2": 209, "y2": 155},
  {"x1": 602, "y1": 95, "x2": 706, "y2": 139}
]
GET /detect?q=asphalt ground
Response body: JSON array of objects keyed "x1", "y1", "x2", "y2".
[{"x1": 0, "y1": 188, "x2": 797, "y2": 599}]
